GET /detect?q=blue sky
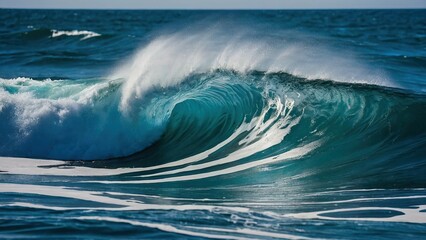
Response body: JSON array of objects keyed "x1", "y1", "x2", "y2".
[{"x1": 0, "y1": 0, "x2": 425, "y2": 9}]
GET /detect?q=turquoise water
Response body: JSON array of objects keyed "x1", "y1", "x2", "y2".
[{"x1": 0, "y1": 9, "x2": 426, "y2": 239}]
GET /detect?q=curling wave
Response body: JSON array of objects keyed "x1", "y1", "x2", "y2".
[
  {"x1": 0, "y1": 25, "x2": 424, "y2": 179},
  {"x1": 1, "y1": 12, "x2": 426, "y2": 239},
  {"x1": 0, "y1": 69, "x2": 425, "y2": 182},
  {"x1": 2, "y1": 10, "x2": 426, "y2": 239}
]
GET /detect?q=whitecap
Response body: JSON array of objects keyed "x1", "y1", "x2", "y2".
[{"x1": 51, "y1": 29, "x2": 101, "y2": 40}]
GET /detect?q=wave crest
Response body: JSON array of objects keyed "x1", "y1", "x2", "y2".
[
  {"x1": 51, "y1": 29, "x2": 101, "y2": 40},
  {"x1": 114, "y1": 23, "x2": 394, "y2": 112}
]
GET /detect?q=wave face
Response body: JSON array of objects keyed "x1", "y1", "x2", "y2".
[{"x1": 1, "y1": 9, "x2": 426, "y2": 239}]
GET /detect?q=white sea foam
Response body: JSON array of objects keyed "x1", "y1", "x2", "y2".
[
  {"x1": 0, "y1": 183, "x2": 309, "y2": 239},
  {"x1": 51, "y1": 29, "x2": 101, "y2": 40},
  {"x1": 3, "y1": 183, "x2": 424, "y2": 226},
  {"x1": 77, "y1": 216, "x2": 311, "y2": 240},
  {"x1": 0, "y1": 183, "x2": 248, "y2": 212},
  {"x1": 286, "y1": 205, "x2": 426, "y2": 224},
  {"x1": 90, "y1": 141, "x2": 319, "y2": 184},
  {"x1": 0, "y1": 157, "x2": 139, "y2": 176},
  {"x1": 0, "y1": 78, "x2": 167, "y2": 160}
]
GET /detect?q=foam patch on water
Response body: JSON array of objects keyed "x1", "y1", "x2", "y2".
[
  {"x1": 77, "y1": 216, "x2": 311, "y2": 240},
  {"x1": 0, "y1": 183, "x2": 248, "y2": 212},
  {"x1": 286, "y1": 205, "x2": 426, "y2": 224},
  {"x1": 2, "y1": 183, "x2": 425, "y2": 226}
]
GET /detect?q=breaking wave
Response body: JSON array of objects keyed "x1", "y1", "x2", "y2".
[
  {"x1": 0, "y1": 25, "x2": 424, "y2": 164},
  {"x1": 1, "y1": 12, "x2": 426, "y2": 238},
  {"x1": 51, "y1": 29, "x2": 101, "y2": 40}
]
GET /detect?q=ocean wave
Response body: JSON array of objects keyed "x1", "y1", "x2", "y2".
[
  {"x1": 0, "y1": 71, "x2": 425, "y2": 178},
  {"x1": 0, "y1": 24, "x2": 424, "y2": 168},
  {"x1": 2, "y1": 10, "x2": 426, "y2": 239},
  {"x1": 51, "y1": 29, "x2": 101, "y2": 40},
  {"x1": 14, "y1": 28, "x2": 102, "y2": 41}
]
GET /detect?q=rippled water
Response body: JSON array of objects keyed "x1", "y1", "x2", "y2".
[{"x1": 0, "y1": 9, "x2": 426, "y2": 239}]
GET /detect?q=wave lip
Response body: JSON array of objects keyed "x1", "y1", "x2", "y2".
[
  {"x1": 51, "y1": 29, "x2": 101, "y2": 40},
  {"x1": 114, "y1": 23, "x2": 395, "y2": 112}
]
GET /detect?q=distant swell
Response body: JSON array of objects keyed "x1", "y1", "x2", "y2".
[
  {"x1": 17, "y1": 28, "x2": 101, "y2": 41},
  {"x1": 51, "y1": 30, "x2": 101, "y2": 40}
]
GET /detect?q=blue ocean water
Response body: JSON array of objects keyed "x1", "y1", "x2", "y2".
[{"x1": 0, "y1": 9, "x2": 426, "y2": 239}]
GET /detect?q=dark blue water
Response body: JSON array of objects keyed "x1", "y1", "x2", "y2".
[{"x1": 0, "y1": 9, "x2": 426, "y2": 239}]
